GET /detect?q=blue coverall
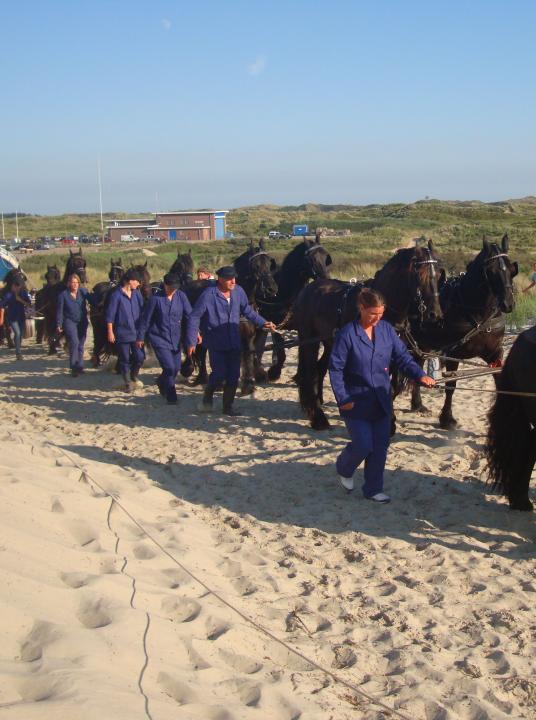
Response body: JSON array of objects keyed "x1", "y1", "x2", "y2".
[
  {"x1": 329, "y1": 319, "x2": 425, "y2": 497},
  {"x1": 56, "y1": 287, "x2": 93, "y2": 372},
  {"x1": 0, "y1": 290, "x2": 31, "y2": 356},
  {"x1": 105, "y1": 286, "x2": 145, "y2": 379},
  {"x1": 137, "y1": 288, "x2": 192, "y2": 402},
  {"x1": 186, "y1": 284, "x2": 266, "y2": 386}
]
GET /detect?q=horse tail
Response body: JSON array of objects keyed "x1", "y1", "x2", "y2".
[{"x1": 485, "y1": 348, "x2": 530, "y2": 500}]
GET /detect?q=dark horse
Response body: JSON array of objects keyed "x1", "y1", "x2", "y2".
[
  {"x1": 289, "y1": 241, "x2": 442, "y2": 430},
  {"x1": 485, "y1": 326, "x2": 536, "y2": 511},
  {"x1": 255, "y1": 236, "x2": 333, "y2": 381},
  {"x1": 234, "y1": 241, "x2": 278, "y2": 395},
  {"x1": 89, "y1": 258, "x2": 124, "y2": 367},
  {"x1": 0, "y1": 268, "x2": 28, "y2": 347},
  {"x1": 35, "y1": 265, "x2": 61, "y2": 345},
  {"x1": 408, "y1": 235, "x2": 518, "y2": 429},
  {"x1": 151, "y1": 249, "x2": 195, "y2": 294},
  {"x1": 40, "y1": 248, "x2": 88, "y2": 355}
]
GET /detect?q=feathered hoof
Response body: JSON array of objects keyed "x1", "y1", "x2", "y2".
[
  {"x1": 254, "y1": 369, "x2": 268, "y2": 384},
  {"x1": 311, "y1": 411, "x2": 331, "y2": 431},
  {"x1": 412, "y1": 403, "x2": 430, "y2": 415},
  {"x1": 191, "y1": 375, "x2": 207, "y2": 387},
  {"x1": 509, "y1": 497, "x2": 533, "y2": 512},
  {"x1": 439, "y1": 416, "x2": 458, "y2": 430},
  {"x1": 267, "y1": 367, "x2": 282, "y2": 382},
  {"x1": 240, "y1": 383, "x2": 255, "y2": 397}
]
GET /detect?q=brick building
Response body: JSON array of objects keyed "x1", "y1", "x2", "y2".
[{"x1": 106, "y1": 210, "x2": 228, "y2": 243}]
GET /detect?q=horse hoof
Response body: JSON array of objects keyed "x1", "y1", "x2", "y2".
[
  {"x1": 191, "y1": 375, "x2": 206, "y2": 387},
  {"x1": 439, "y1": 417, "x2": 457, "y2": 430},
  {"x1": 311, "y1": 413, "x2": 330, "y2": 431},
  {"x1": 509, "y1": 498, "x2": 533, "y2": 512},
  {"x1": 411, "y1": 404, "x2": 430, "y2": 415},
  {"x1": 254, "y1": 369, "x2": 268, "y2": 384},
  {"x1": 241, "y1": 385, "x2": 255, "y2": 397},
  {"x1": 267, "y1": 367, "x2": 281, "y2": 382}
]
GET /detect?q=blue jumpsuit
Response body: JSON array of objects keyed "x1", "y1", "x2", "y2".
[
  {"x1": 56, "y1": 288, "x2": 92, "y2": 372},
  {"x1": 329, "y1": 319, "x2": 425, "y2": 497},
  {"x1": 138, "y1": 289, "x2": 192, "y2": 402},
  {"x1": 0, "y1": 290, "x2": 31, "y2": 356},
  {"x1": 105, "y1": 286, "x2": 145, "y2": 378},
  {"x1": 186, "y1": 284, "x2": 266, "y2": 386}
]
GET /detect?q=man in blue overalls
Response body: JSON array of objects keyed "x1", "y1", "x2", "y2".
[
  {"x1": 105, "y1": 269, "x2": 145, "y2": 392},
  {"x1": 137, "y1": 272, "x2": 192, "y2": 404},
  {"x1": 187, "y1": 265, "x2": 276, "y2": 415}
]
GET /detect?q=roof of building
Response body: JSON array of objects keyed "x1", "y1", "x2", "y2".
[{"x1": 155, "y1": 210, "x2": 228, "y2": 216}]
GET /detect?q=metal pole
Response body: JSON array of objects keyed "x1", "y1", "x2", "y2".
[
  {"x1": 1, "y1": 212, "x2": 4, "y2": 240},
  {"x1": 15, "y1": 211, "x2": 19, "y2": 241},
  {"x1": 98, "y1": 154, "x2": 104, "y2": 242}
]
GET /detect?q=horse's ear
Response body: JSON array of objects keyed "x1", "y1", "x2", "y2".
[
  {"x1": 259, "y1": 238, "x2": 265, "y2": 250},
  {"x1": 427, "y1": 238, "x2": 435, "y2": 254},
  {"x1": 326, "y1": 254, "x2": 332, "y2": 266},
  {"x1": 188, "y1": 248, "x2": 192, "y2": 256},
  {"x1": 482, "y1": 237, "x2": 491, "y2": 252},
  {"x1": 69, "y1": 249, "x2": 73, "y2": 256},
  {"x1": 511, "y1": 260, "x2": 519, "y2": 278},
  {"x1": 438, "y1": 267, "x2": 447, "y2": 287},
  {"x1": 270, "y1": 258, "x2": 277, "y2": 272},
  {"x1": 144, "y1": 260, "x2": 148, "y2": 268},
  {"x1": 501, "y1": 233, "x2": 509, "y2": 254}
]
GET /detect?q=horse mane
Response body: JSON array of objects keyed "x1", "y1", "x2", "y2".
[{"x1": 279, "y1": 240, "x2": 310, "y2": 274}]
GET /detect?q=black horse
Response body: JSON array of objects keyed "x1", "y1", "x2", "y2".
[
  {"x1": 90, "y1": 258, "x2": 124, "y2": 367},
  {"x1": 151, "y1": 249, "x2": 195, "y2": 294},
  {"x1": 289, "y1": 241, "x2": 443, "y2": 430},
  {"x1": 234, "y1": 242, "x2": 278, "y2": 395},
  {"x1": 408, "y1": 235, "x2": 518, "y2": 429},
  {"x1": 255, "y1": 237, "x2": 333, "y2": 381},
  {"x1": 0, "y1": 268, "x2": 28, "y2": 347},
  {"x1": 40, "y1": 248, "x2": 89, "y2": 355},
  {"x1": 35, "y1": 265, "x2": 61, "y2": 345},
  {"x1": 485, "y1": 326, "x2": 536, "y2": 511}
]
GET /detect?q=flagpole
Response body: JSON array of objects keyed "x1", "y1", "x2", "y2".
[
  {"x1": 15, "y1": 211, "x2": 19, "y2": 241},
  {"x1": 98, "y1": 155, "x2": 104, "y2": 242},
  {"x1": 1, "y1": 212, "x2": 4, "y2": 241}
]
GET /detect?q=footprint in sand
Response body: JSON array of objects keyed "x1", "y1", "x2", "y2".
[
  {"x1": 132, "y1": 542, "x2": 157, "y2": 560},
  {"x1": 65, "y1": 520, "x2": 101, "y2": 551},
  {"x1": 231, "y1": 577, "x2": 257, "y2": 596},
  {"x1": 218, "y1": 678, "x2": 261, "y2": 707},
  {"x1": 19, "y1": 620, "x2": 57, "y2": 662},
  {"x1": 161, "y1": 567, "x2": 191, "y2": 589},
  {"x1": 17, "y1": 675, "x2": 65, "y2": 702},
  {"x1": 50, "y1": 496, "x2": 64, "y2": 513},
  {"x1": 157, "y1": 672, "x2": 198, "y2": 704},
  {"x1": 161, "y1": 596, "x2": 201, "y2": 623},
  {"x1": 59, "y1": 571, "x2": 94, "y2": 589},
  {"x1": 204, "y1": 616, "x2": 230, "y2": 641},
  {"x1": 76, "y1": 595, "x2": 112, "y2": 629},
  {"x1": 219, "y1": 559, "x2": 242, "y2": 578},
  {"x1": 218, "y1": 648, "x2": 262, "y2": 674}
]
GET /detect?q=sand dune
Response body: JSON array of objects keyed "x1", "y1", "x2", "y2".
[{"x1": 0, "y1": 340, "x2": 535, "y2": 719}]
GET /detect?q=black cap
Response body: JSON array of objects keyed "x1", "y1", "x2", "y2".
[
  {"x1": 123, "y1": 268, "x2": 143, "y2": 282},
  {"x1": 163, "y1": 272, "x2": 181, "y2": 289},
  {"x1": 216, "y1": 265, "x2": 236, "y2": 279}
]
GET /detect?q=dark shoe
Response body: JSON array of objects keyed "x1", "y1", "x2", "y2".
[
  {"x1": 71, "y1": 369, "x2": 80, "y2": 377},
  {"x1": 200, "y1": 384, "x2": 215, "y2": 412},
  {"x1": 222, "y1": 385, "x2": 241, "y2": 416},
  {"x1": 156, "y1": 376, "x2": 166, "y2": 397},
  {"x1": 166, "y1": 387, "x2": 178, "y2": 405}
]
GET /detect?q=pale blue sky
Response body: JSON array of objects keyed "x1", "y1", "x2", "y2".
[{"x1": 1, "y1": 0, "x2": 535, "y2": 213}]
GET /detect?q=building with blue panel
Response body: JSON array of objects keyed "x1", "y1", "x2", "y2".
[{"x1": 107, "y1": 210, "x2": 229, "y2": 243}]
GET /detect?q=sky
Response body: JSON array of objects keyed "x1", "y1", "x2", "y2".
[{"x1": 1, "y1": 0, "x2": 536, "y2": 214}]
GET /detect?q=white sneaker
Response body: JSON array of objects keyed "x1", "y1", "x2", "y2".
[
  {"x1": 337, "y1": 475, "x2": 354, "y2": 493},
  {"x1": 366, "y1": 492, "x2": 391, "y2": 504}
]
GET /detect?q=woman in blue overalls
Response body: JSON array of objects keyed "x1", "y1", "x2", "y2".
[
  {"x1": 137, "y1": 272, "x2": 192, "y2": 404},
  {"x1": 329, "y1": 288, "x2": 435, "y2": 504},
  {"x1": 0, "y1": 277, "x2": 31, "y2": 360},
  {"x1": 105, "y1": 269, "x2": 145, "y2": 391},
  {"x1": 56, "y1": 273, "x2": 94, "y2": 376}
]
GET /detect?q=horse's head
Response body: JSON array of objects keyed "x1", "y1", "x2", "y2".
[
  {"x1": 66, "y1": 248, "x2": 87, "y2": 284},
  {"x1": 409, "y1": 239, "x2": 443, "y2": 323},
  {"x1": 127, "y1": 261, "x2": 151, "y2": 299},
  {"x1": 236, "y1": 241, "x2": 278, "y2": 300},
  {"x1": 479, "y1": 234, "x2": 517, "y2": 314},
  {"x1": 108, "y1": 258, "x2": 124, "y2": 285},
  {"x1": 301, "y1": 237, "x2": 332, "y2": 280},
  {"x1": 169, "y1": 248, "x2": 194, "y2": 287},
  {"x1": 44, "y1": 264, "x2": 61, "y2": 286}
]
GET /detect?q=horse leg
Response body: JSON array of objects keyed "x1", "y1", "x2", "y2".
[
  {"x1": 439, "y1": 359, "x2": 459, "y2": 430},
  {"x1": 253, "y1": 329, "x2": 268, "y2": 383},
  {"x1": 191, "y1": 346, "x2": 208, "y2": 385},
  {"x1": 240, "y1": 325, "x2": 256, "y2": 397},
  {"x1": 410, "y1": 358, "x2": 429, "y2": 413},
  {"x1": 267, "y1": 332, "x2": 286, "y2": 381},
  {"x1": 509, "y1": 427, "x2": 536, "y2": 511},
  {"x1": 298, "y1": 340, "x2": 330, "y2": 430},
  {"x1": 316, "y1": 340, "x2": 332, "y2": 406},
  {"x1": 35, "y1": 319, "x2": 44, "y2": 344}
]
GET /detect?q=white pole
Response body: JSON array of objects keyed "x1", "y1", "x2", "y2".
[
  {"x1": 15, "y1": 211, "x2": 19, "y2": 240},
  {"x1": 1, "y1": 212, "x2": 4, "y2": 240},
  {"x1": 98, "y1": 155, "x2": 104, "y2": 241}
]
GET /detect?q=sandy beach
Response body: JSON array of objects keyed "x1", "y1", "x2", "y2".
[{"x1": 0, "y1": 339, "x2": 535, "y2": 720}]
